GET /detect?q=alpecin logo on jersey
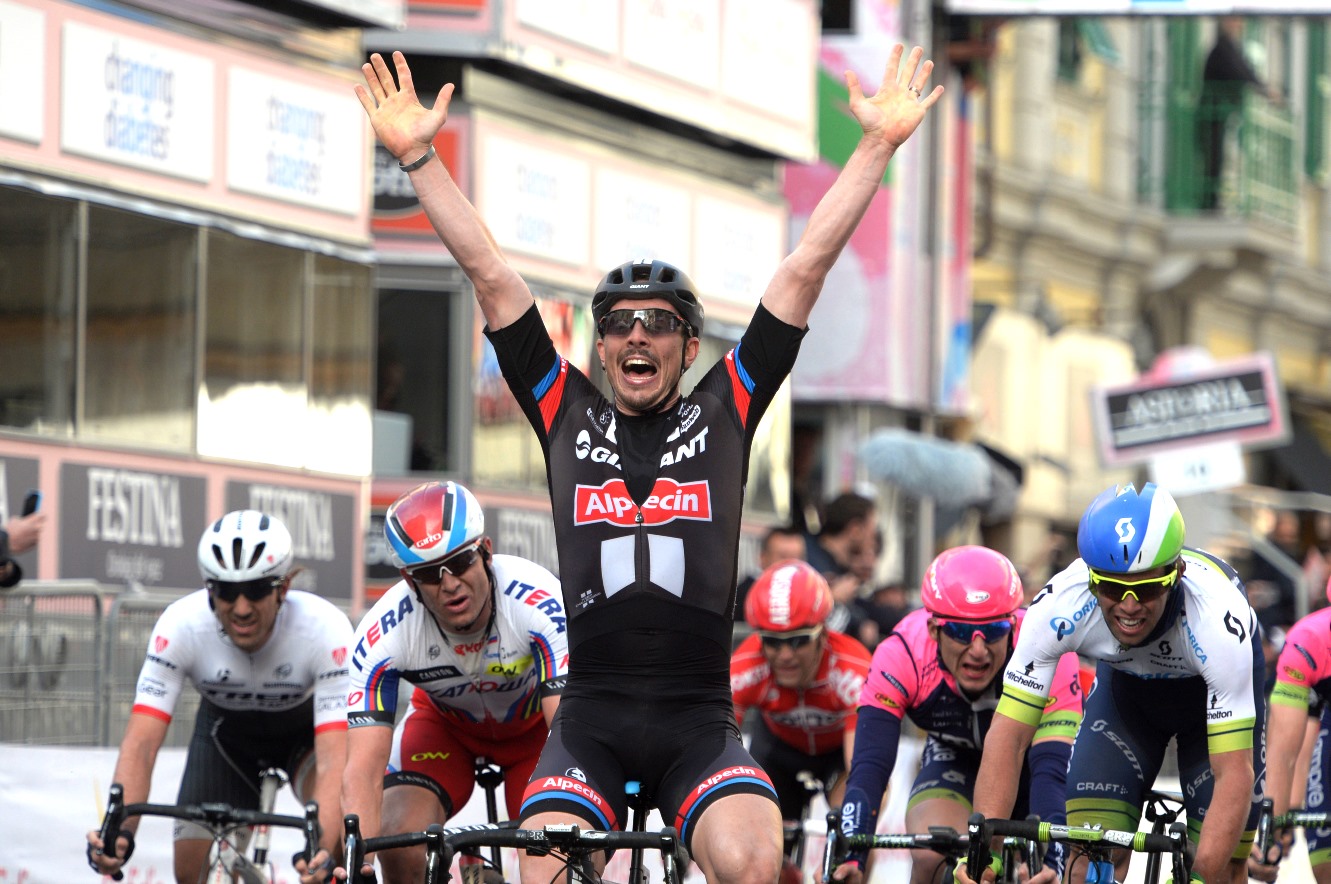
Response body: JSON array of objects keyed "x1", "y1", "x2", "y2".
[{"x1": 573, "y1": 478, "x2": 712, "y2": 526}]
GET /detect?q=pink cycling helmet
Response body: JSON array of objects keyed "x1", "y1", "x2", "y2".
[
  {"x1": 745, "y1": 560, "x2": 833, "y2": 631},
  {"x1": 921, "y1": 545, "x2": 1023, "y2": 621}
]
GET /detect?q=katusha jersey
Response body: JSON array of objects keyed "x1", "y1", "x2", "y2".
[
  {"x1": 131, "y1": 589, "x2": 352, "y2": 734},
  {"x1": 860, "y1": 607, "x2": 1082, "y2": 748},
  {"x1": 730, "y1": 629, "x2": 872, "y2": 756},
  {"x1": 347, "y1": 553, "x2": 569, "y2": 729},
  {"x1": 1272, "y1": 606, "x2": 1331, "y2": 712},
  {"x1": 999, "y1": 548, "x2": 1259, "y2": 755}
]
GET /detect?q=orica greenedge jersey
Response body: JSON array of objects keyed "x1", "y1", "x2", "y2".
[{"x1": 997, "y1": 548, "x2": 1259, "y2": 756}]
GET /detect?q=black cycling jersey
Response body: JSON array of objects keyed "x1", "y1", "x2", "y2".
[
  {"x1": 487, "y1": 302, "x2": 804, "y2": 845},
  {"x1": 486, "y1": 302, "x2": 803, "y2": 688}
]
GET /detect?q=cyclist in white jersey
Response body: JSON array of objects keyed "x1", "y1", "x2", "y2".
[
  {"x1": 86, "y1": 510, "x2": 351, "y2": 884},
  {"x1": 340, "y1": 481, "x2": 568, "y2": 883},
  {"x1": 959, "y1": 483, "x2": 1263, "y2": 884}
]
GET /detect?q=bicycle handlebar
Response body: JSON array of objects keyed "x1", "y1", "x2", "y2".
[
  {"x1": 344, "y1": 815, "x2": 689, "y2": 884},
  {"x1": 1255, "y1": 796, "x2": 1331, "y2": 865},
  {"x1": 95, "y1": 782, "x2": 320, "y2": 881},
  {"x1": 965, "y1": 813, "x2": 1182, "y2": 876}
]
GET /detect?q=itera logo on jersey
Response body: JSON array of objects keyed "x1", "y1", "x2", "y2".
[{"x1": 573, "y1": 478, "x2": 712, "y2": 527}]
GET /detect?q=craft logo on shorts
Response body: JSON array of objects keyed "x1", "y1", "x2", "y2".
[{"x1": 573, "y1": 478, "x2": 712, "y2": 527}]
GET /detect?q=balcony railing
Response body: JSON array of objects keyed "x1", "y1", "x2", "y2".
[{"x1": 1143, "y1": 86, "x2": 1297, "y2": 227}]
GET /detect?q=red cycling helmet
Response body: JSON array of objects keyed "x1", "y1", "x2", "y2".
[
  {"x1": 921, "y1": 545, "x2": 1023, "y2": 621},
  {"x1": 745, "y1": 559, "x2": 833, "y2": 631}
]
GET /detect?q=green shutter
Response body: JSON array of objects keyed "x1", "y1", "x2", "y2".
[{"x1": 1307, "y1": 20, "x2": 1327, "y2": 182}]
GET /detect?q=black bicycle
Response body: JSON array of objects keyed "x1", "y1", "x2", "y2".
[
  {"x1": 92, "y1": 782, "x2": 321, "y2": 884},
  {"x1": 820, "y1": 809, "x2": 1043, "y2": 884},
  {"x1": 965, "y1": 811, "x2": 1188, "y2": 884},
  {"x1": 343, "y1": 815, "x2": 690, "y2": 884}
]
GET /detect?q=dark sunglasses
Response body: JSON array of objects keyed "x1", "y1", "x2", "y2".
[
  {"x1": 936, "y1": 618, "x2": 1014, "y2": 644},
  {"x1": 207, "y1": 577, "x2": 283, "y2": 603},
  {"x1": 597, "y1": 308, "x2": 689, "y2": 338},
  {"x1": 759, "y1": 627, "x2": 823, "y2": 651},
  {"x1": 407, "y1": 544, "x2": 482, "y2": 586},
  {"x1": 1088, "y1": 566, "x2": 1178, "y2": 604}
]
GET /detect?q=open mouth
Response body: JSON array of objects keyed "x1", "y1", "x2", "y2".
[
  {"x1": 621, "y1": 356, "x2": 658, "y2": 383},
  {"x1": 1115, "y1": 616, "x2": 1147, "y2": 634}
]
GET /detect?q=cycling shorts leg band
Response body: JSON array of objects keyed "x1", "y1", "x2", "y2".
[{"x1": 384, "y1": 770, "x2": 454, "y2": 819}]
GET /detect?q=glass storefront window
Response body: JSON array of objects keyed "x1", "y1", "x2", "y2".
[
  {"x1": 83, "y1": 206, "x2": 197, "y2": 450},
  {"x1": 309, "y1": 256, "x2": 374, "y2": 475},
  {"x1": 0, "y1": 190, "x2": 78, "y2": 435},
  {"x1": 375, "y1": 288, "x2": 456, "y2": 474},
  {"x1": 198, "y1": 232, "x2": 306, "y2": 467}
]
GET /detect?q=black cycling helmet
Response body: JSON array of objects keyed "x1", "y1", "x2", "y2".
[{"x1": 591, "y1": 259, "x2": 704, "y2": 338}]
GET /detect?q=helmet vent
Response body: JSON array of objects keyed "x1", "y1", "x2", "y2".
[
  {"x1": 259, "y1": 514, "x2": 271, "y2": 530},
  {"x1": 209, "y1": 544, "x2": 226, "y2": 570},
  {"x1": 248, "y1": 542, "x2": 266, "y2": 570},
  {"x1": 440, "y1": 488, "x2": 456, "y2": 530}
]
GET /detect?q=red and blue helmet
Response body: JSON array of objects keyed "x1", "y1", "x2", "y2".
[{"x1": 384, "y1": 481, "x2": 485, "y2": 570}]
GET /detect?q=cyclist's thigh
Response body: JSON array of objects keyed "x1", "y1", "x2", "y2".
[
  {"x1": 174, "y1": 838, "x2": 214, "y2": 884},
  {"x1": 175, "y1": 703, "x2": 264, "y2": 842},
  {"x1": 906, "y1": 737, "x2": 980, "y2": 816},
  {"x1": 484, "y1": 718, "x2": 549, "y2": 821},
  {"x1": 519, "y1": 698, "x2": 628, "y2": 830},
  {"x1": 386, "y1": 701, "x2": 484, "y2": 820},
  {"x1": 1175, "y1": 660, "x2": 1265, "y2": 858},
  {"x1": 1303, "y1": 711, "x2": 1331, "y2": 868},
  {"x1": 655, "y1": 701, "x2": 779, "y2": 855},
  {"x1": 746, "y1": 715, "x2": 822, "y2": 823},
  {"x1": 1066, "y1": 666, "x2": 1179, "y2": 831}
]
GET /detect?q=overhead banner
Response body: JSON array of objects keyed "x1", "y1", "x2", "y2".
[
  {"x1": 1091, "y1": 352, "x2": 1290, "y2": 466},
  {"x1": 946, "y1": 1, "x2": 1329, "y2": 12}
]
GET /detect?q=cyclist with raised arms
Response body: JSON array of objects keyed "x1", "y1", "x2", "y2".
[
  {"x1": 831, "y1": 545, "x2": 1081, "y2": 884},
  {"x1": 959, "y1": 483, "x2": 1264, "y2": 884},
  {"x1": 1255, "y1": 576, "x2": 1331, "y2": 884},
  {"x1": 730, "y1": 559, "x2": 872, "y2": 874},
  {"x1": 340, "y1": 481, "x2": 568, "y2": 883},
  {"x1": 85, "y1": 511, "x2": 350, "y2": 884},
  {"x1": 354, "y1": 41, "x2": 941, "y2": 884}
]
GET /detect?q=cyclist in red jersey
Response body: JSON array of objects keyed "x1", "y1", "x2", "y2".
[
  {"x1": 731, "y1": 560, "x2": 871, "y2": 871},
  {"x1": 355, "y1": 45, "x2": 942, "y2": 884}
]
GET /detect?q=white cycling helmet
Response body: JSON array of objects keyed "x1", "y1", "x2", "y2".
[{"x1": 197, "y1": 510, "x2": 294, "y2": 583}]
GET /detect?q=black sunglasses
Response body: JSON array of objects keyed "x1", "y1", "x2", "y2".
[
  {"x1": 207, "y1": 577, "x2": 283, "y2": 603},
  {"x1": 408, "y1": 545, "x2": 482, "y2": 586},
  {"x1": 759, "y1": 627, "x2": 822, "y2": 651},
  {"x1": 597, "y1": 308, "x2": 690, "y2": 338}
]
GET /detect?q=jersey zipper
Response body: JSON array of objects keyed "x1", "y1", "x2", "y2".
[{"x1": 635, "y1": 508, "x2": 648, "y2": 591}]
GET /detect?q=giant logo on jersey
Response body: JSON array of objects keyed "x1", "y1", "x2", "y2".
[{"x1": 573, "y1": 478, "x2": 712, "y2": 526}]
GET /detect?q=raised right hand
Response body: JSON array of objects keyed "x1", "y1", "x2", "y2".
[{"x1": 354, "y1": 51, "x2": 453, "y2": 164}]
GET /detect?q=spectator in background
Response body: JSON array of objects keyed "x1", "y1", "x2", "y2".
[
  {"x1": 1198, "y1": 16, "x2": 1278, "y2": 211},
  {"x1": 735, "y1": 525, "x2": 808, "y2": 617},
  {"x1": 860, "y1": 583, "x2": 913, "y2": 650},
  {"x1": 805, "y1": 492, "x2": 877, "y2": 578},
  {"x1": 1248, "y1": 510, "x2": 1302, "y2": 633},
  {"x1": 0, "y1": 506, "x2": 45, "y2": 589},
  {"x1": 805, "y1": 493, "x2": 877, "y2": 642}
]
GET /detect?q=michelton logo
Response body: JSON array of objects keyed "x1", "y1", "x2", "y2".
[{"x1": 573, "y1": 478, "x2": 712, "y2": 527}]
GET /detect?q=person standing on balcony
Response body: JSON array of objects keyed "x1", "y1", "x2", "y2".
[{"x1": 1199, "y1": 16, "x2": 1278, "y2": 211}]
